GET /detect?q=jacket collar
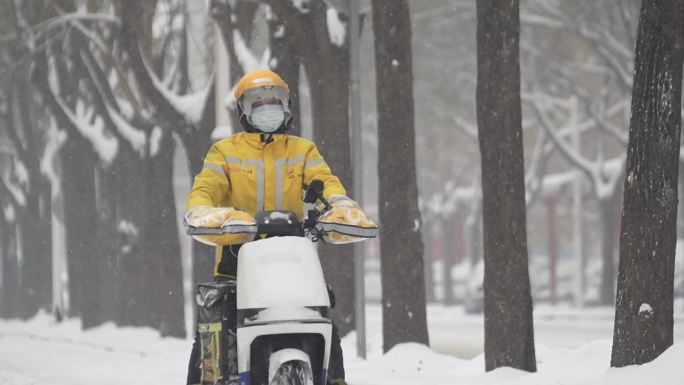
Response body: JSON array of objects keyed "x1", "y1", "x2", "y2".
[{"x1": 238, "y1": 132, "x2": 288, "y2": 148}]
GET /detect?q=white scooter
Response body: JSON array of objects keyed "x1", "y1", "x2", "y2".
[{"x1": 189, "y1": 181, "x2": 354, "y2": 385}]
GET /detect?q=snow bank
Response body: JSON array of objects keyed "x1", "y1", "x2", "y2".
[
  {"x1": 346, "y1": 340, "x2": 681, "y2": 385},
  {"x1": 1, "y1": 308, "x2": 683, "y2": 385}
]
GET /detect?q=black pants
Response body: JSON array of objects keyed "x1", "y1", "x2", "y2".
[{"x1": 187, "y1": 249, "x2": 345, "y2": 384}]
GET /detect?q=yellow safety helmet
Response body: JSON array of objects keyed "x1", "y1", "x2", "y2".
[
  {"x1": 234, "y1": 69, "x2": 291, "y2": 132},
  {"x1": 234, "y1": 69, "x2": 289, "y2": 100}
]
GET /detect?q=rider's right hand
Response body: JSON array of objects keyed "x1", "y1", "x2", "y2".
[
  {"x1": 185, "y1": 205, "x2": 235, "y2": 228},
  {"x1": 185, "y1": 205, "x2": 253, "y2": 228},
  {"x1": 185, "y1": 206, "x2": 257, "y2": 246}
]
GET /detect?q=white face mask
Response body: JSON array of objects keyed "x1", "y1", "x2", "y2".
[{"x1": 250, "y1": 104, "x2": 285, "y2": 133}]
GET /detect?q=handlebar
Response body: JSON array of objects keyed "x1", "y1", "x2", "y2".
[{"x1": 185, "y1": 180, "x2": 328, "y2": 239}]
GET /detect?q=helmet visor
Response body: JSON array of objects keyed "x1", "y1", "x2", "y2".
[{"x1": 238, "y1": 85, "x2": 290, "y2": 123}]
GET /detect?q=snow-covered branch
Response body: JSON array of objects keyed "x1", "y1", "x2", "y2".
[
  {"x1": 40, "y1": 121, "x2": 66, "y2": 199},
  {"x1": 591, "y1": 99, "x2": 628, "y2": 145},
  {"x1": 146, "y1": 60, "x2": 215, "y2": 125},
  {"x1": 118, "y1": 2, "x2": 215, "y2": 135},
  {"x1": 575, "y1": 24, "x2": 633, "y2": 90},
  {"x1": 47, "y1": 67, "x2": 118, "y2": 163},
  {"x1": 532, "y1": 94, "x2": 599, "y2": 181},
  {"x1": 105, "y1": 104, "x2": 147, "y2": 156},
  {"x1": 531, "y1": 92, "x2": 625, "y2": 200},
  {"x1": 524, "y1": 130, "x2": 551, "y2": 207},
  {"x1": 4, "y1": 96, "x2": 28, "y2": 162},
  {"x1": 34, "y1": 12, "x2": 120, "y2": 39},
  {"x1": 69, "y1": 20, "x2": 147, "y2": 118},
  {"x1": 520, "y1": 12, "x2": 564, "y2": 29},
  {"x1": 233, "y1": 30, "x2": 271, "y2": 74},
  {"x1": 326, "y1": 7, "x2": 347, "y2": 47},
  {"x1": 0, "y1": 169, "x2": 26, "y2": 208}
]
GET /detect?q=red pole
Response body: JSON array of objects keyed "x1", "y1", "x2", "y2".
[{"x1": 453, "y1": 212, "x2": 466, "y2": 264}]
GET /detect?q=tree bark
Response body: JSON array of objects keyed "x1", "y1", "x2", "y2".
[
  {"x1": 91, "y1": 164, "x2": 118, "y2": 327},
  {"x1": 184, "y1": 127, "x2": 216, "y2": 300},
  {"x1": 11, "y1": 77, "x2": 53, "y2": 318},
  {"x1": 268, "y1": 11, "x2": 302, "y2": 136},
  {"x1": 476, "y1": 0, "x2": 536, "y2": 372},
  {"x1": 0, "y1": 217, "x2": 20, "y2": 318},
  {"x1": 148, "y1": 132, "x2": 186, "y2": 338},
  {"x1": 18, "y1": 186, "x2": 52, "y2": 318},
  {"x1": 111, "y1": 144, "x2": 158, "y2": 329},
  {"x1": 211, "y1": 0, "x2": 259, "y2": 132},
  {"x1": 60, "y1": 139, "x2": 99, "y2": 320},
  {"x1": 268, "y1": 0, "x2": 357, "y2": 337},
  {"x1": 372, "y1": 0, "x2": 430, "y2": 352},
  {"x1": 117, "y1": 1, "x2": 197, "y2": 334},
  {"x1": 185, "y1": 135, "x2": 216, "y2": 291},
  {"x1": 611, "y1": 0, "x2": 684, "y2": 367},
  {"x1": 33, "y1": 46, "x2": 98, "y2": 322}
]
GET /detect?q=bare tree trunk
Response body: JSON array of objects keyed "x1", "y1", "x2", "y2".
[
  {"x1": 268, "y1": 11, "x2": 302, "y2": 135},
  {"x1": 33, "y1": 47, "x2": 99, "y2": 323},
  {"x1": 183, "y1": 129, "x2": 216, "y2": 292},
  {"x1": 18, "y1": 186, "x2": 53, "y2": 318},
  {"x1": 117, "y1": 1, "x2": 197, "y2": 334},
  {"x1": 267, "y1": 0, "x2": 357, "y2": 336},
  {"x1": 372, "y1": 0, "x2": 429, "y2": 352},
  {"x1": 203, "y1": 0, "x2": 259, "y2": 292},
  {"x1": 476, "y1": 0, "x2": 536, "y2": 372},
  {"x1": 0, "y1": 218, "x2": 20, "y2": 318},
  {"x1": 211, "y1": 0, "x2": 259, "y2": 132},
  {"x1": 149, "y1": 132, "x2": 186, "y2": 338},
  {"x1": 611, "y1": 0, "x2": 684, "y2": 367},
  {"x1": 185, "y1": 138, "x2": 216, "y2": 288},
  {"x1": 179, "y1": 80, "x2": 215, "y2": 300},
  {"x1": 60, "y1": 139, "x2": 99, "y2": 321},
  {"x1": 92, "y1": 165, "x2": 118, "y2": 326},
  {"x1": 305, "y1": 1, "x2": 356, "y2": 339},
  {"x1": 8, "y1": 69, "x2": 54, "y2": 318},
  {"x1": 112, "y1": 145, "x2": 157, "y2": 329}
]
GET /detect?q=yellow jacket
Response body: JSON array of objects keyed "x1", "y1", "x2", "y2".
[{"x1": 187, "y1": 132, "x2": 346, "y2": 277}]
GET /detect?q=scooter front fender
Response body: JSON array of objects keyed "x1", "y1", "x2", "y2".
[{"x1": 237, "y1": 322, "x2": 332, "y2": 385}]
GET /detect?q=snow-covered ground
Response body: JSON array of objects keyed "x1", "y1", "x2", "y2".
[{"x1": 1, "y1": 304, "x2": 683, "y2": 385}]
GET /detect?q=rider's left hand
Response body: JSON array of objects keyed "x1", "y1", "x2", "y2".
[{"x1": 315, "y1": 195, "x2": 378, "y2": 244}]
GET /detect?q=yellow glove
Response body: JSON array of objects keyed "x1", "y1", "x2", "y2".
[
  {"x1": 185, "y1": 205, "x2": 257, "y2": 246},
  {"x1": 316, "y1": 195, "x2": 378, "y2": 244}
]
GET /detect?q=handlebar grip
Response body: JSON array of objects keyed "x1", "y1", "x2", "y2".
[
  {"x1": 186, "y1": 226, "x2": 230, "y2": 236},
  {"x1": 184, "y1": 219, "x2": 257, "y2": 236}
]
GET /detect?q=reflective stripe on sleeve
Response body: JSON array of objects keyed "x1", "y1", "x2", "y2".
[
  {"x1": 304, "y1": 158, "x2": 325, "y2": 170},
  {"x1": 203, "y1": 163, "x2": 226, "y2": 176}
]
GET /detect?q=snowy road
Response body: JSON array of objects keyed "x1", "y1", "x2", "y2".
[{"x1": 1, "y1": 304, "x2": 683, "y2": 385}]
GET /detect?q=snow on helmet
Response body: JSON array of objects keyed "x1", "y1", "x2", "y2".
[{"x1": 235, "y1": 69, "x2": 291, "y2": 133}]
